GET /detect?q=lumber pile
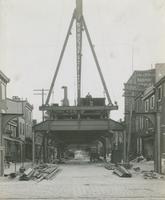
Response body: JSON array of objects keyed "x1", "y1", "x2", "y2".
[
  {"x1": 105, "y1": 162, "x2": 132, "y2": 177},
  {"x1": 104, "y1": 163, "x2": 116, "y2": 170},
  {"x1": 113, "y1": 165, "x2": 132, "y2": 177},
  {"x1": 19, "y1": 164, "x2": 61, "y2": 182}
]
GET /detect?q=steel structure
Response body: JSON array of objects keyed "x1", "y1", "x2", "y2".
[
  {"x1": 33, "y1": 0, "x2": 122, "y2": 164},
  {"x1": 45, "y1": 0, "x2": 115, "y2": 107}
]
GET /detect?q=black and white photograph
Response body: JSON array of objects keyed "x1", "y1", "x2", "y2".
[{"x1": 0, "y1": 0, "x2": 165, "y2": 199}]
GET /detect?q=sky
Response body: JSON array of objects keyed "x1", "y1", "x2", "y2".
[{"x1": 0, "y1": 0, "x2": 165, "y2": 122}]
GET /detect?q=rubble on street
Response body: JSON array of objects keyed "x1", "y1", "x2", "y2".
[
  {"x1": 104, "y1": 162, "x2": 132, "y2": 177},
  {"x1": 104, "y1": 163, "x2": 116, "y2": 170},
  {"x1": 113, "y1": 165, "x2": 132, "y2": 177},
  {"x1": 4, "y1": 163, "x2": 61, "y2": 182},
  {"x1": 105, "y1": 158, "x2": 165, "y2": 180},
  {"x1": 142, "y1": 171, "x2": 165, "y2": 179}
]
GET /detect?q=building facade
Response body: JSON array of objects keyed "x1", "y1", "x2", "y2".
[
  {"x1": 124, "y1": 69, "x2": 155, "y2": 159},
  {"x1": 124, "y1": 64, "x2": 165, "y2": 160},
  {"x1": 127, "y1": 64, "x2": 165, "y2": 173},
  {"x1": 154, "y1": 76, "x2": 165, "y2": 173},
  {"x1": 135, "y1": 86, "x2": 155, "y2": 160},
  {"x1": 5, "y1": 96, "x2": 33, "y2": 162},
  {"x1": 0, "y1": 71, "x2": 10, "y2": 112},
  {"x1": 0, "y1": 71, "x2": 10, "y2": 172}
]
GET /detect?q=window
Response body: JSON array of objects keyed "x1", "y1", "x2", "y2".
[
  {"x1": 136, "y1": 101, "x2": 139, "y2": 112},
  {"x1": 150, "y1": 95, "x2": 155, "y2": 109},
  {"x1": 145, "y1": 119, "x2": 149, "y2": 129},
  {"x1": 140, "y1": 116, "x2": 143, "y2": 129},
  {"x1": 19, "y1": 122, "x2": 21, "y2": 135},
  {"x1": 26, "y1": 124, "x2": 28, "y2": 135},
  {"x1": 135, "y1": 118, "x2": 139, "y2": 131},
  {"x1": 1, "y1": 83, "x2": 6, "y2": 100},
  {"x1": 22, "y1": 124, "x2": 25, "y2": 135},
  {"x1": 158, "y1": 86, "x2": 162, "y2": 100},
  {"x1": 13, "y1": 127, "x2": 16, "y2": 137},
  {"x1": 145, "y1": 100, "x2": 149, "y2": 112},
  {"x1": 29, "y1": 111, "x2": 31, "y2": 122}
]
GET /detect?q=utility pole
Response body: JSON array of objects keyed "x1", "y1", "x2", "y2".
[
  {"x1": 33, "y1": 89, "x2": 49, "y2": 121},
  {"x1": 0, "y1": 114, "x2": 4, "y2": 176},
  {"x1": 127, "y1": 98, "x2": 133, "y2": 162},
  {"x1": 131, "y1": 46, "x2": 134, "y2": 73},
  {"x1": 155, "y1": 111, "x2": 161, "y2": 173}
]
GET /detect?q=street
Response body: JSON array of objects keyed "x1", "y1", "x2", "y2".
[
  {"x1": 0, "y1": 159, "x2": 165, "y2": 200},
  {"x1": 0, "y1": 0, "x2": 165, "y2": 199}
]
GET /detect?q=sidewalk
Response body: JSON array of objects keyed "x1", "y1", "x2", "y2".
[{"x1": 4, "y1": 162, "x2": 33, "y2": 175}]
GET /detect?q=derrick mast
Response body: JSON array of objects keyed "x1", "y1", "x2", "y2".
[
  {"x1": 43, "y1": 0, "x2": 118, "y2": 114},
  {"x1": 76, "y1": 0, "x2": 83, "y2": 106}
]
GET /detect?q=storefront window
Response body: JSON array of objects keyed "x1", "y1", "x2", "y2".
[
  {"x1": 158, "y1": 86, "x2": 162, "y2": 100},
  {"x1": 150, "y1": 95, "x2": 155, "y2": 109},
  {"x1": 145, "y1": 99, "x2": 149, "y2": 112}
]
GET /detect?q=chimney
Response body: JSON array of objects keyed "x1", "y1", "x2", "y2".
[
  {"x1": 61, "y1": 86, "x2": 69, "y2": 106},
  {"x1": 12, "y1": 96, "x2": 21, "y2": 101}
]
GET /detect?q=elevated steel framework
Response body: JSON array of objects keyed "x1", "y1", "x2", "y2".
[
  {"x1": 33, "y1": 0, "x2": 122, "y2": 164},
  {"x1": 45, "y1": 0, "x2": 116, "y2": 108}
]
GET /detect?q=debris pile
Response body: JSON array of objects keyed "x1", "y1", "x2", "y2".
[
  {"x1": 105, "y1": 163, "x2": 132, "y2": 177},
  {"x1": 133, "y1": 167, "x2": 141, "y2": 172},
  {"x1": 142, "y1": 171, "x2": 165, "y2": 179},
  {"x1": 104, "y1": 163, "x2": 115, "y2": 170},
  {"x1": 113, "y1": 165, "x2": 132, "y2": 177},
  {"x1": 118, "y1": 162, "x2": 133, "y2": 169},
  {"x1": 19, "y1": 164, "x2": 61, "y2": 182}
]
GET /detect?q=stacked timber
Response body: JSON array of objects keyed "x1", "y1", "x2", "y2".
[
  {"x1": 105, "y1": 162, "x2": 132, "y2": 177},
  {"x1": 19, "y1": 164, "x2": 60, "y2": 181},
  {"x1": 113, "y1": 165, "x2": 132, "y2": 177},
  {"x1": 104, "y1": 163, "x2": 116, "y2": 170}
]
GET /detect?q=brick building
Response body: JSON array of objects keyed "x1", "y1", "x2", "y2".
[
  {"x1": 125, "y1": 64, "x2": 165, "y2": 173},
  {"x1": 0, "y1": 70, "x2": 9, "y2": 112},
  {"x1": 6, "y1": 97, "x2": 33, "y2": 161},
  {"x1": 124, "y1": 69, "x2": 155, "y2": 159},
  {"x1": 154, "y1": 75, "x2": 165, "y2": 173},
  {"x1": 135, "y1": 85, "x2": 155, "y2": 160}
]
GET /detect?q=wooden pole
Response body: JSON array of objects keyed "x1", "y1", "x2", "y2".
[
  {"x1": 0, "y1": 114, "x2": 4, "y2": 176},
  {"x1": 32, "y1": 131, "x2": 35, "y2": 166}
]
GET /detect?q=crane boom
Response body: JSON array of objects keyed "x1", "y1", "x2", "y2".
[
  {"x1": 76, "y1": 0, "x2": 83, "y2": 105},
  {"x1": 44, "y1": 0, "x2": 116, "y2": 109}
]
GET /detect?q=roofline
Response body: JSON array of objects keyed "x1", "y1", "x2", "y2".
[
  {"x1": 7, "y1": 98, "x2": 33, "y2": 110},
  {"x1": 0, "y1": 70, "x2": 10, "y2": 83},
  {"x1": 155, "y1": 75, "x2": 165, "y2": 87},
  {"x1": 126, "y1": 68, "x2": 155, "y2": 84}
]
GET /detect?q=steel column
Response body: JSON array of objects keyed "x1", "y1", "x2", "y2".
[{"x1": 76, "y1": 0, "x2": 83, "y2": 105}]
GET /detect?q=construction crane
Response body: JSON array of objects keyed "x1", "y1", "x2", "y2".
[
  {"x1": 33, "y1": 0, "x2": 122, "y2": 165},
  {"x1": 44, "y1": 0, "x2": 116, "y2": 109}
]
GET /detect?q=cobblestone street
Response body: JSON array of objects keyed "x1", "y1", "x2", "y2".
[
  {"x1": 0, "y1": 160, "x2": 165, "y2": 200},
  {"x1": 0, "y1": 0, "x2": 165, "y2": 199}
]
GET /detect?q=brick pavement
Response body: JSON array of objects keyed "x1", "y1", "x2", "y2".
[{"x1": 0, "y1": 160, "x2": 165, "y2": 199}]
